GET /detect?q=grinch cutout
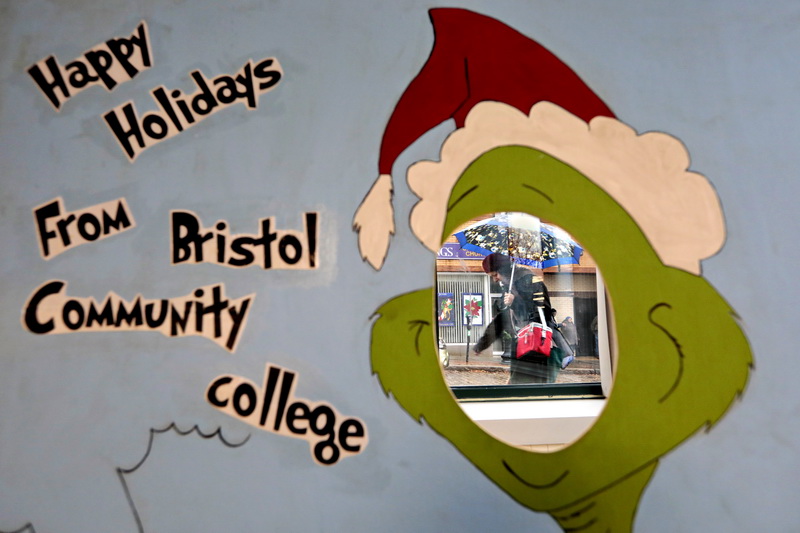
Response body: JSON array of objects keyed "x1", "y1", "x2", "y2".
[{"x1": 354, "y1": 8, "x2": 752, "y2": 533}]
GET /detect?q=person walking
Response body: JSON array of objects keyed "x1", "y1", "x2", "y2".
[
  {"x1": 472, "y1": 253, "x2": 572, "y2": 383},
  {"x1": 559, "y1": 316, "x2": 579, "y2": 369},
  {"x1": 560, "y1": 316, "x2": 578, "y2": 353}
]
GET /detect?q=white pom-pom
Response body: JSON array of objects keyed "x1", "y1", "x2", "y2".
[{"x1": 353, "y1": 174, "x2": 395, "y2": 270}]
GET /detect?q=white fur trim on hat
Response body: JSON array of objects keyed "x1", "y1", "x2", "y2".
[{"x1": 407, "y1": 101, "x2": 725, "y2": 275}]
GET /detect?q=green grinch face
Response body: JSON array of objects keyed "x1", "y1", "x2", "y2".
[{"x1": 370, "y1": 146, "x2": 751, "y2": 530}]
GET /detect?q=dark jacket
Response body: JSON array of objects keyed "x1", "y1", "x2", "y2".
[
  {"x1": 506, "y1": 271, "x2": 553, "y2": 328},
  {"x1": 473, "y1": 270, "x2": 553, "y2": 352},
  {"x1": 560, "y1": 320, "x2": 579, "y2": 345}
]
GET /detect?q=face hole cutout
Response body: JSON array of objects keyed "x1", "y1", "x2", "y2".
[{"x1": 434, "y1": 211, "x2": 614, "y2": 450}]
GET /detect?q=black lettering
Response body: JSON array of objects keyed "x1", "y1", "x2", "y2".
[
  {"x1": 207, "y1": 376, "x2": 232, "y2": 408},
  {"x1": 233, "y1": 62, "x2": 256, "y2": 108},
  {"x1": 258, "y1": 218, "x2": 278, "y2": 269},
  {"x1": 144, "y1": 300, "x2": 168, "y2": 328},
  {"x1": 190, "y1": 71, "x2": 219, "y2": 116},
  {"x1": 24, "y1": 280, "x2": 64, "y2": 334},
  {"x1": 233, "y1": 383, "x2": 257, "y2": 417},
  {"x1": 170, "y1": 301, "x2": 192, "y2": 336},
  {"x1": 193, "y1": 289, "x2": 205, "y2": 332},
  {"x1": 171, "y1": 211, "x2": 212, "y2": 263},
  {"x1": 273, "y1": 370, "x2": 295, "y2": 432},
  {"x1": 131, "y1": 22, "x2": 152, "y2": 68},
  {"x1": 278, "y1": 234, "x2": 302, "y2": 265},
  {"x1": 84, "y1": 49, "x2": 116, "y2": 90},
  {"x1": 27, "y1": 56, "x2": 70, "y2": 110},
  {"x1": 226, "y1": 298, "x2": 251, "y2": 351},
  {"x1": 259, "y1": 366, "x2": 282, "y2": 426},
  {"x1": 65, "y1": 60, "x2": 98, "y2": 89},
  {"x1": 253, "y1": 58, "x2": 282, "y2": 91},
  {"x1": 173, "y1": 90, "x2": 196, "y2": 124},
  {"x1": 62, "y1": 300, "x2": 85, "y2": 330},
  {"x1": 56, "y1": 213, "x2": 76, "y2": 247},
  {"x1": 194, "y1": 287, "x2": 227, "y2": 336},
  {"x1": 152, "y1": 87, "x2": 184, "y2": 132},
  {"x1": 142, "y1": 113, "x2": 169, "y2": 140},
  {"x1": 106, "y1": 22, "x2": 151, "y2": 77},
  {"x1": 309, "y1": 405, "x2": 336, "y2": 437},
  {"x1": 104, "y1": 103, "x2": 145, "y2": 160},
  {"x1": 102, "y1": 201, "x2": 133, "y2": 233},
  {"x1": 314, "y1": 438, "x2": 340, "y2": 466},
  {"x1": 202, "y1": 285, "x2": 227, "y2": 338},
  {"x1": 228, "y1": 237, "x2": 256, "y2": 267},
  {"x1": 215, "y1": 237, "x2": 225, "y2": 265},
  {"x1": 305, "y1": 212, "x2": 318, "y2": 268},
  {"x1": 338, "y1": 419, "x2": 365, "y2": 453},
  {"x1": 215, "y1": 222, "x2": 227, "y2": 264},
  {"x1": 213, "y1": 76, "x2": 240, "y2": 106},
  {"x1": 77, "y1": 212, "x2": 101, "y2": 241},
  {"x1": 310, "y1": 405, "x2": 338, "y2": 465},
  {"x1": 207, "y1": 365, "x2": 367, "y2": 465},
  {"x1": 115, "y1": 297, "x2": 143, "y2": 327},
  {"x1": 285, "y1": 402, "x2": 310, "y2": 435},
  {"x1": 86, "y1": 299, "x2": 115, "y2": 327},
  {"x1": 105, "y1": 38, "x2": 136, "y2": 77},
  {"x1": 172, "y1": 211, "x2": 198, "y2": 263},
  {"x1": 34, "y1": 200, "x2": 61, "y2": 258}
]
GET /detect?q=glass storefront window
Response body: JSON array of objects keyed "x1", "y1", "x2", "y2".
[{"x1": 435, "y1": 212, "x2": 614, "y2": 401}]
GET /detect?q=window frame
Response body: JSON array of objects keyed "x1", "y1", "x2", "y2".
[
  {"x1": 439, "y1": 267, "x2": 614, "y2": 400},
  {"x1": 439, "y1": 261, "x2": 616, "y2": 447}
]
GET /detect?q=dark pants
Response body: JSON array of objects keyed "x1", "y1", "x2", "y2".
[
  {"x1": 509, "y1": 321, "x2": 572, "y2": 384},
  {"x1": 509, "y1": 353, "x2": 559, "y2": 383},
  {"x1": 476, "y1": 311, "x2": 573, "y2": 384}
]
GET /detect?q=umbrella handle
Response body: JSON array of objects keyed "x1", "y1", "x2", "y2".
[{"x1": 500, "y1": 261, "x2": 516, "y2": 311}]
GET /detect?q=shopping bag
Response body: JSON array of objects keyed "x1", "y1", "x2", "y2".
[{"x1": 515, "y1": 321, "x2": 553, "y2": 358}]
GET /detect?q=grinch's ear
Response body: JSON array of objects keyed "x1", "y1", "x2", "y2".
[{"x1": 353, "y1": 174, "x2": 395, "y2": 270}]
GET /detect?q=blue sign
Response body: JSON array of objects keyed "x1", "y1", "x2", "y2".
[{"x1": 437, "y1": 243, "x2": 483, "y2": 260}]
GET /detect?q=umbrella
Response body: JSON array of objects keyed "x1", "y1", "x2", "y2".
[{"x1": 454, "y1": 212, "x2": 583, "y2": 268}]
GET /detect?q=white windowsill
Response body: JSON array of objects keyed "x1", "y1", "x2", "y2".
[{"x1": 460, "y1": 398, "x2": 606, "y2": 447}]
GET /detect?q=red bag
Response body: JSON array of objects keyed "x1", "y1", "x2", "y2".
[{"x1": 515, "y1": 321, "x2": 553, "y2": 358}]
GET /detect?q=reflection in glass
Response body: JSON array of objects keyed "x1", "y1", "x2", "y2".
[{"x1": 435, "y1": 212, "x2": 606, "y2": 393}]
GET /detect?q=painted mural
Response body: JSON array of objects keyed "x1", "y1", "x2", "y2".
[
  {"x1": 6, "y1": 2, "x2": 792, "y2": 532},
  {"x1": 356, "y1": 8, "x2": 751, "y2": 532}
]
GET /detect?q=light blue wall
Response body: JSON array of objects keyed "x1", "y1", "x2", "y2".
[{"x1": 1, "y1": 1, "x2": 797, "y2": 531}]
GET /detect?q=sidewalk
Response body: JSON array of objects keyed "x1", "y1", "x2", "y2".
[{"x1": 442, "y1": 349, "x2": 600, "y2": 386}]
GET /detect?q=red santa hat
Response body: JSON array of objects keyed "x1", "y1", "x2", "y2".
[{"x1": 353, "y1": 8, "x2": 615, "y2": 270}]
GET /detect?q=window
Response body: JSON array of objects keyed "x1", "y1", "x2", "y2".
[{"x1": 435, "y1": 212, "x2": 615, "y2": 446}]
